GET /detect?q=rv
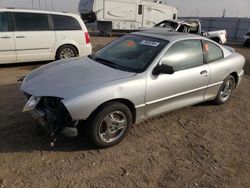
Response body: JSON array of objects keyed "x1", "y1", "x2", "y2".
[{"x1": 78, "y1": 0, "x2": 177, "y2": 32}]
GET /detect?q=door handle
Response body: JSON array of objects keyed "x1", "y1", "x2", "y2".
[
  {"x1": 16, "y1": 36, "x2": 26, "y2": 38},
  {"x1": 1, "y1": 36, "x2": 11, "y2": 39},
  {"x1": 200, "y1": 70, "x2": 208, "y2": 75}
]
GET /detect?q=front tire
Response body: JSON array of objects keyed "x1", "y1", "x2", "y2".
[
  {"x1": 213, "y1": 75, "x2": 235, "y2": 105},
  {"x1": 87, "y1": 102, "x2": 133, "y2": 148}
]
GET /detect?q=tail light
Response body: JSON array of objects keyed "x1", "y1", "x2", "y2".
[{"x1": 85, "y1": 32, "x2": 90, "y2": 44}]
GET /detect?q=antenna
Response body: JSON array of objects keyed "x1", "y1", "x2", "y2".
[{"x1": 222, "y1": 8, "x2": 226, "y2": 17}]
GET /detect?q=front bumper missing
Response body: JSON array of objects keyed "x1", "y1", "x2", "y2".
[{"x1": 23, "y1": 95, "x2": 79, "y2": 146}]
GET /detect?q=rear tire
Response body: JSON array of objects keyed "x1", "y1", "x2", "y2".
[
  {"x1": 212, "y1": 38, "x2": 222, "y2": 44},
  {"x1": 56, "y1": 45, "x2": 78, "y2": 60},
  {"x1": 87, "y1": 102, "x2": 132, "y2": 148},
  {"x1": 213, "y1": 75, "x2": 235, "y2": 105},
  {"x1": 244, "y1": 41, "x2": 250, "y2": 47}
]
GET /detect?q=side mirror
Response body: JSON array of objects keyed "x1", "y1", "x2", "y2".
[{"x1": 153, "y1": 64, "x2": 175, "y2": 76}]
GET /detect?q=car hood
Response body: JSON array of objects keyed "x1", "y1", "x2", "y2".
[{"x1": 21, "y1": 57, "x2": 136, "y2": 98}]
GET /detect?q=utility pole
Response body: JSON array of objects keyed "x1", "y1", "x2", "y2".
[
  {"x1": 44, "y1": 0, "x2": 47, "y2": 10},
  {"x1": 222, "y1": 8, "x2": 226, "y2": 17},
  {"x1": 51, "y1": 0, "x2": 54, "y2": 11},
  {"x1": 32, "y1": 0, "x2": 34, "y2": 8},
  {"x1": 38, "y1": 0, "x2": 41, "y2": 9}
]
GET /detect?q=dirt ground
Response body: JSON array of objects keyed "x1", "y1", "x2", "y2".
[{"x1": 0, "y1": 38, "x2": 249, "y2": 188}]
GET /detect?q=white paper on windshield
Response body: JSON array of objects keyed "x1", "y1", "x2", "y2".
[{"x1": 140, "y1": 40, "x2": 160, "y2": 47}]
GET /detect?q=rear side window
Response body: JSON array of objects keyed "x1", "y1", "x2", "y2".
[
  {"x1": 14, "y1": 13, "x2": 49, "y2": 31},
  {"x1": 161, "y1": 40, "x2": 204, "y2": 71},
  {"x1": 204, "y1": 41, "x2": 224, "y2": 63},
  {"x1": 0, "y1": 13, "x2": 9, "y2": 32},
  {"x1": 52, "y1": 15, "x2": 81, "y2": 30}
]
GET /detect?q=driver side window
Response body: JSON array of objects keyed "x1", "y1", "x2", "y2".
[{"x1": 161, "y1": 40, "x2": 204, "y2": 71}]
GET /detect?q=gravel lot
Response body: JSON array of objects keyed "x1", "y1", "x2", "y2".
[{"x1": 0, "y1": 37, "x2": 249, "y2": 188}]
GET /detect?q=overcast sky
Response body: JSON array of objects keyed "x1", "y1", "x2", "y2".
[{"x1": 0, "y1": 0, "x2": 249, "y2": 18}]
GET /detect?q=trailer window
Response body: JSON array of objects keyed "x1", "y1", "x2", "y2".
[{"x1": 138, "y1": 5, "x2": 143, "y2": 15}]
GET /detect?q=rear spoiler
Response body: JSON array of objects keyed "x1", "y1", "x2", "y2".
[{"x1": 223, "y1": 45, "x2": 235, "y2": 53}]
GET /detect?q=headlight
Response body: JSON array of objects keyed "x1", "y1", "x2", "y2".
[{"x1": 23, "y1": 96, "x2": 41, "y2": 112}]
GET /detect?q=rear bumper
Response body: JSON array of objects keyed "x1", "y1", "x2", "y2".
[
  {"x1": 79, "y1": 44, "x2": 92, "y2": 57},
  {"x1": 237, "y1": 69, "x2": 244, "y2": 88},
  {"x1": 221, "y1": 35, "x2": 227, "y2": 44}
]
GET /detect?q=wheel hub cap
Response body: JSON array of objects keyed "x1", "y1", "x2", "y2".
[
  {"x1": 98, "y1": 111, "x2": 128, "y2": 143},
  {"x1": 60, "y1": 48, "x2": 75, "y2": 59}
]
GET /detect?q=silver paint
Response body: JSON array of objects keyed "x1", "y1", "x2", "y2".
[{"x1": 21, "y1": 31, "x2": 245, "y2": 124}]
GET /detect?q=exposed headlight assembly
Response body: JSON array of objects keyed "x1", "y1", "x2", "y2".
[{"x1": 23, "y1": 96, "x2": 41, "y2": 112}]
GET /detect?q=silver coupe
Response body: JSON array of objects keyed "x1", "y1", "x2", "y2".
[{"x1": 21, "y1": 29, "x2": 245, "y2": 148}]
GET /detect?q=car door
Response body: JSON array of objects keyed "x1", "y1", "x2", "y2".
[
  {"x1": 0, "y1": 12, "x2": 16, "y2": 64},
  {"x1": 13, "y1": 12, "x2": 56, "y2": 62},
  {"x1": 145, "y1": 39, "x2": 210, "y2": 117},
  {"x1": 203, "y1": 40, "x2": 226, "y2": 101}
]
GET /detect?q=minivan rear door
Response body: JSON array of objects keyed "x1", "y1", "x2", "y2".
[
  {"x1": 13, "y1": 12, "x2": 56, "y2": 62},
  {"x1": 0, "y1": 12, "x2": 16, "y2": 64}
]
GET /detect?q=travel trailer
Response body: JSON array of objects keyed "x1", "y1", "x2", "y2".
[{"x1": 78, "y1": 0, "x2": 177, "y2": 32}]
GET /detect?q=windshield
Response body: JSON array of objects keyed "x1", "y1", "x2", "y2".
[
  {"x1": 155, "y1": 21, "x2": 179, "y2": 30},
  {"x1": 89, "y1": 35, "x2": 168, "y2": 73}
]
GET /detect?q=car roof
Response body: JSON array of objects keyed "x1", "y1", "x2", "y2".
[
  {"x1": 0, "y1": 8, "x2": 79, "y2": 17},
  {"x1": 133, "y1": 28, "x2": 206, "y2": 42}
]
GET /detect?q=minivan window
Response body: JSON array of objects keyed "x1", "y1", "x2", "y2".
[
  {"x1": 204, "y1": 41, "x2": 224, "y2": 63},
  {"x1": 0, "y1": 13, "x2": 8, "y2": 32},
  {"x1": 14, "y1": 13, "x2": 49, "y2": 31},
  {"x1": 52, "y1": 15, "x2": 81, "y2": 30},
  {"x1": 161, "y1": 40, "x2": 204, "y2": 71}
]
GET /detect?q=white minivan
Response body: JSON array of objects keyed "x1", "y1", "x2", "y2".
[{"x1": 0, "y1": 8, "x2": 92, "y2": 64}]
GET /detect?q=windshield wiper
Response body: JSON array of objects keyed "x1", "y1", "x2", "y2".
[
  {"x1": 88, "y1": 55, "x2": 119, "y2": 68},
  {"x1": 89, "y1": 55, "x2": 138, "y2": 73},
  {"x1": 95, "y1": 57, "x2": 136, "y2": 72},
  {"x1": 94, "y1": 57, "x2": 121, "y2": 69}
]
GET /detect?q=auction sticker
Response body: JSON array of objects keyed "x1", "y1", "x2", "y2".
[{"x1": 140, "y1": 40, "x2": 160, "y2": 47}]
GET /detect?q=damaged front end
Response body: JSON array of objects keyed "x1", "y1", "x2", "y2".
[{"x1": 23, "y1": 93, "x2": 79, "y2": 146}]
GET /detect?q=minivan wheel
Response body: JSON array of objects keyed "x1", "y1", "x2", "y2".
[
  {"x1": 213, "y1": 75, "x2": 235, "y2": 105},
  {"x1": 56, "y1": 45, "x2": 78, "y2": 60},
  {"x1": 87, "y1": 102, "x2": 132, "y2": 148}
]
